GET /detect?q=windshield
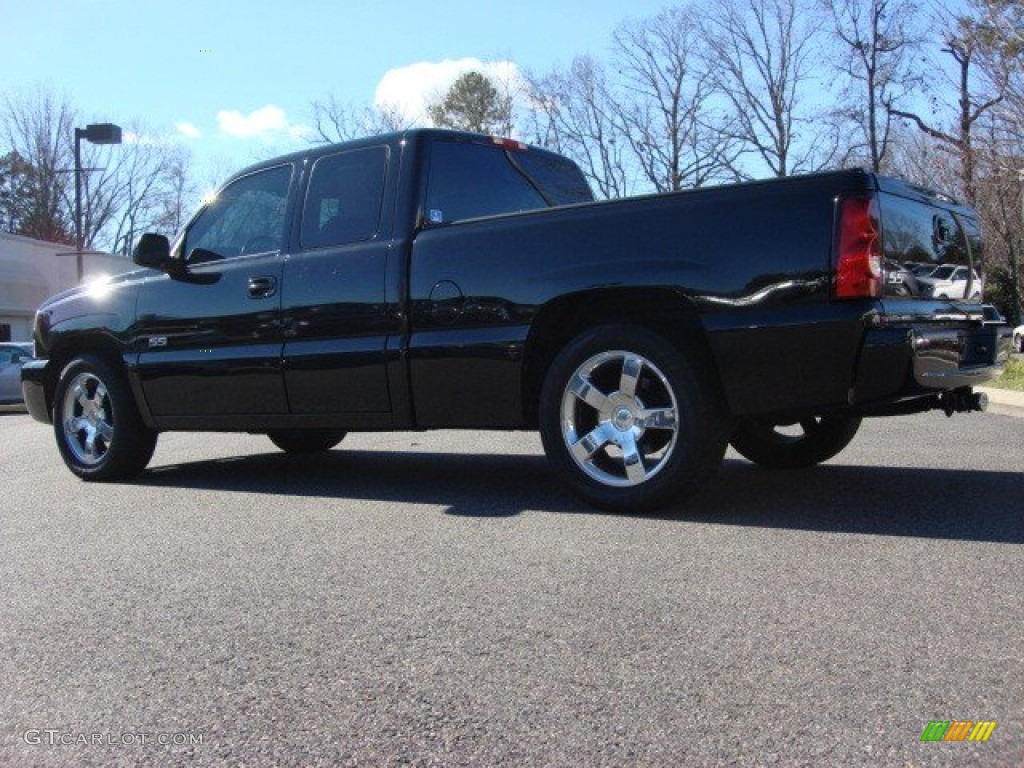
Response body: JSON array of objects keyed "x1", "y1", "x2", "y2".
[{"x1": 929, "y1": 266, "x2": 956, "y2": 280}]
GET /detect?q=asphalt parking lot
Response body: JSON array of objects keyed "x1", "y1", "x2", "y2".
[{"x1": 1, "y1": 409, "x2": 1021, "y2": 767}]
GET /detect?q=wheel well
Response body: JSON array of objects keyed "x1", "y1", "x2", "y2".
[
  {"x1": 521, "y1": 288, "x2": 724, "y2": 426},
  {"x1": 44, "y1": 335, "x2": 126, "y2": 418}
]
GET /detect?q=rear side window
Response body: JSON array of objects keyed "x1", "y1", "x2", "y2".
[
  {"x1": 301, "y1": 146, "x2": 388, "y2": 249},
  {"x1": 425, "y1": 141, "x2": 547, "y2": 223}
]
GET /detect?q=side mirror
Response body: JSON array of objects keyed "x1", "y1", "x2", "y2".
[
  {"x1": 133, "y1": 233, "x2": 172, "y2": 271},
  {"x1": 186, "y1": 248, "x2": 223, "y2": 266}
]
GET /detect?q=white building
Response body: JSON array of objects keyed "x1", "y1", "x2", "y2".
[{"x1": 0, "y1": 232, "x2": 133, "y2": 342}]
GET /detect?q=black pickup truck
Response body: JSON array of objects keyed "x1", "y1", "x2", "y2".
[{"x1": 22, "y1": 129, "x2": 1012, "y2": 511}]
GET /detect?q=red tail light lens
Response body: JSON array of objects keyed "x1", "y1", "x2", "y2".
[
  {"x1": 490, "y1": 136, "x2": 528, "y2": 151},
  {"x1": 835, "y1": 195, "x2": 882, "y2": 299}
]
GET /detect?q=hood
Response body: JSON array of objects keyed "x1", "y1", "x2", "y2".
[
  {"x1": 40, "y1": 267, "x2": 150, "y2": 309},
  {"x1": 33, "y1": 267, "x2": 153, "y2": 356}
]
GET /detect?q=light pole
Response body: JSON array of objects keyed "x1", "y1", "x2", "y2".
[{"x1": 74, "y1": 123, "x2": 122, "y2": 282}]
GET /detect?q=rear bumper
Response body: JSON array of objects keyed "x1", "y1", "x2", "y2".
[
  {"x1": 911, "y1": 326, "x2": 1011, "y2": 390},
  {"x1": 851, "y1": 321, "x2": 1011, "y2": 405},
  {"x1": 20, "y1": 359, "x2": 51, "y2": 424}
]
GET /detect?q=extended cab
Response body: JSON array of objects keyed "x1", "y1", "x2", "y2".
[{"x1": 22, "y1": 130, "x2": 1013, "y2": 511}]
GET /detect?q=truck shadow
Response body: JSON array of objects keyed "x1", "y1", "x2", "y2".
[{"x1": 137, "y1": 450, "x2": 1024, "y2": 545}]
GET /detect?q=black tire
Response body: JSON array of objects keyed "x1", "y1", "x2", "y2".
[
  {"x1": 267, "y1": 429, "x2": 346, "y2": 454},
  {"x1": 52, "y1": 355, "x2": 157, "y2": 481},
  {"x1": 539, "y1": 325, "x2": 728, "y2": 513},
  {"x1": 730, "y1": 414, "x2": 861, "y2": 469}
]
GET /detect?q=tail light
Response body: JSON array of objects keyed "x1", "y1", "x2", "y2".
[
  {"x1": 835, "y1": 195, "x2": 882, "y2": 299},
  {"x1": 490, "y1": 136, "x2": 528, "y2": 151}
]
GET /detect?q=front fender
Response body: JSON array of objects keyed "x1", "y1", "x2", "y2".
[{"x1": 21, "y1": 359, "x2": 51, "y2": 424}]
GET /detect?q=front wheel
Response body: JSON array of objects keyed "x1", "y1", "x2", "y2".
[
  {"x1": 730, "y1": 415, "x2": 861, "y2": 469},
  {"x1": 53, "y1": 355, "x2": 158, "y2": 481},
  {"x1": 539, "y1": 325, "x2": 728, "y2": 512},
  {"x1": 267, "y1": 430, "x2": 346, "y2": 454}
]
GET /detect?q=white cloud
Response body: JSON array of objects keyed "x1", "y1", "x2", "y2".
[
  {"x1": 374, "y1": 58, "x2": 527, "y2": 126},
  {"x1": 122, "y1": 130, "x2": 160, "y2": 146},
  {"x1": 217, "y1": 105, "x2": 288, "y2": 138},
  {"x1": 176, "y1": 122, "x2": 201, "y2": 139},
  {"x1": 216, "y1": 105, "x2": 311, "y2": 142}
]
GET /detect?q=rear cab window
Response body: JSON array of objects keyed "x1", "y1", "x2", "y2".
[
  {"x1": 877, "y1": 188, "x2": 984, "y2": 301},
  {"x1": 424, "y1": 138, "x2": 593, "y2": 224}
]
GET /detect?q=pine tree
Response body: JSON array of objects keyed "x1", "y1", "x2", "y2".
[{"x1": 427, "y1": 71, "x2": 511, "y2": 134}]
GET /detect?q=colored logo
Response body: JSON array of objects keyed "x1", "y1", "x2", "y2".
[{"x1": 920, "y1": 720, "x2": 997, "y2": 742}]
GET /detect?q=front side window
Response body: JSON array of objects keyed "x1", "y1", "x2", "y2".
[
  {"x1": 300, "y1": 146, "x2": 388, "y2": 249},
  {"x1": 183, "y1": 165, "x2": 292, "y2": 261}
]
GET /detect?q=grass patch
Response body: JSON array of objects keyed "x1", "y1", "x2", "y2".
[{"x1": 989, "y1": 356, "x2": 1024, "y2": 392}]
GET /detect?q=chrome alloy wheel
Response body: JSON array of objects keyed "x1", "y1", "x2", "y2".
[
  {"x1": 560, "y1": 350, "x2": 679, "y2": 487},
  {"x1": 61, "y1": 372, "x2": 114, "y2": 466}
]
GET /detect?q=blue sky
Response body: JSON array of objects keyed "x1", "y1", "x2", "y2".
[{"x1": 1, "y1": 0, "x2": 670, "y2": 186}]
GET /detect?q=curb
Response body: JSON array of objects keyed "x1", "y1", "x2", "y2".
[{"x1": 977, "y1": 387, "x2": 1024, "y2": 419}]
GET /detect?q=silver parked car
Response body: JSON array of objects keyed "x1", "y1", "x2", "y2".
[
  {"x1": 0, "y1": 343, "x2": 35, "y2": 404},
  {"x1": 915, "y1": 264, "x2": 983, "y2": 300}
]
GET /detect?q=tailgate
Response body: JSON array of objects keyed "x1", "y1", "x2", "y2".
[{"x1": 853, "y1": 183, "x2": 1012, "y2": 399}]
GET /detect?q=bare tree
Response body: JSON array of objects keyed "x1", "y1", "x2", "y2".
[
  {"x1": 0, "y1": 150, "x2": 35, "y2": 234},
  {"x1": 974, "y1": 0, "x2": 1023, "y2": 149},
  {"x1": 612, "y1": 6, "x2": 739, "y2": 191},
  {"x1": 703, "y1": 0, "x2": 836, "y2": 178},
  {"x1": 968, "y1": 1, "x2": 1023, "y2": 321},
  {"x1": 887, "y1": 3, "x2": 1010, "y2": 202},
  {"x1": 2, "y1": 87, "x2": 199, "y2": 254},
  {"x1": 824, "y1": 0, "x2": 921, "y2": 172},
  {"x1": 97, "y1": 135, "x2": 196, "y2": 254},
  {"x1": 1, "y1": 86, "x2": 76, "y2": 243},
  {"x1": 527, "y1": 57, "x2": 634, "y2": 198},
  {"x1": 309, "y1": 94, "x2": 411, "y2": 143},
  {"x1": 972, "y1": 141, "x2": 1022, "y2": 321}
]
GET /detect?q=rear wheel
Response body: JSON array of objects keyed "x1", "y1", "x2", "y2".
[
  {"x1": 730, "y1": 415, "x2": 861, "y2": 469},
  {"x1": 267, "y1": 429, "x2": 346, "y2": 454},
  {"x1": 53, "y1": 355, "x2": 157, "y2": 481},
  {"x1": 539, "y1": 325, "x2": 728, "y2": 512}
]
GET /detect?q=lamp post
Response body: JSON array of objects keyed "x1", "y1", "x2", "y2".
[{"x1": 74, "y1": 123, "x2": 122, "y2": 282}]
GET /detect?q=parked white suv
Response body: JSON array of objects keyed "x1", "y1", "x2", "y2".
[{"x1": 915, "y1": 265, "x2": 983, "y2": 300}]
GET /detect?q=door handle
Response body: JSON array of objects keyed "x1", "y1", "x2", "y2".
[{"x1": 248, "y1": 276, "x2": 277, "y2": 299}]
